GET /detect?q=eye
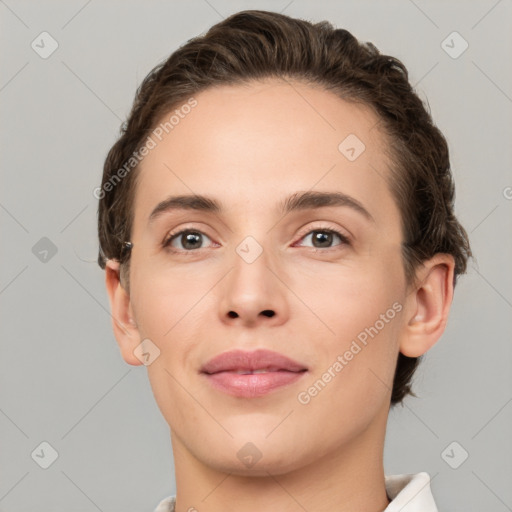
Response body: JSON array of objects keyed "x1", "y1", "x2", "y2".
[
  {"x1": 162, "y1": 226, "x2": 350, "y2": 254},
  {"x1": 162, "y1": 229, "x2": 215, "y2": 252},
  {"x1": 295, "y1": 227, "x2": 350, "y2": 250}
]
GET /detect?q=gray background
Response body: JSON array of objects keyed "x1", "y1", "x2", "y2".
[{"x1": 1, "y1": 1, "x2": 511, "y2": 511}]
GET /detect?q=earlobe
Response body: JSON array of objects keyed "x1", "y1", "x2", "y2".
[
  {"x1": 104, "y1": 260, "x2": 143, "y2": 366},
  {"x1": 399, "y1": 254, "x2": 455, "y2": 358}
]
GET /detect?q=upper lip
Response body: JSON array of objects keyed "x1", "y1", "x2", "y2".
[{"x1": 200, "y1": 349, "x2": 308, "y2": 374}]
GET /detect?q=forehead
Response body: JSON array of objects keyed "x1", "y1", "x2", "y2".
[{"x1": 132, "y1": 79, "x2": 396, "y2": 231}]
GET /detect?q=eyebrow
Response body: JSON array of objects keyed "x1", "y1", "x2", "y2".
[{"x1": 148, "y1": 190, "x2": 374, "y2": 224}]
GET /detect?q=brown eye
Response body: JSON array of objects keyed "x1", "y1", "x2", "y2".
[
  {"x1": 163, "y1": 230, "x2": 212, "y2": 251},
  {"x1": 296, "y1": 228, "x2": 350, "y2": 250}
]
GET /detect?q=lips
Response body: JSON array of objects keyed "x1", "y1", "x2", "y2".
[
  {"x1": 200, "y1": 349, "x2": 308, "y2": 398},
  {"x1": 201, "y1": 349, "x2": 307, "y2": 374}
]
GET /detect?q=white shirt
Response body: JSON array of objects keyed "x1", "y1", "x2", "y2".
[{"x1": 153, "y1": 472, "x2": 438, "y2": 511}]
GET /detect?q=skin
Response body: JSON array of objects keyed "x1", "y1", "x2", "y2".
[{"x1": 105, "y1": 78, "x2": 455, "y2": 512}]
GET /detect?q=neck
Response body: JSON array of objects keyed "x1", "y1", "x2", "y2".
[{"x1": 170, "y1": 403, "x2": 391, "y2": 512}]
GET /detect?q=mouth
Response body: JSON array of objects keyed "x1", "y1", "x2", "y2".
[
  {"x1": 200, "y1": 349, "x2": 308, "y2": 398},
  {"x1": 222, "y1": 368, "x2": 290, "y2": 374}
]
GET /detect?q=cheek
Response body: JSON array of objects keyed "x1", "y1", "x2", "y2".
[
  {"x1": 129, "y1": 262, "x2": 220, "y2": 384},
  {"x1": 294, "y1": 248, "x2": 404, "y2": 342},
  {"x1": 131, "y1": 269, "x2": 211, "y2": 429},
  {"x1": 129, "y1": 259, "x2": 205, "y2": 338},
  {"x1": 294, "y1": 285, "x2": 402, "y2": 445},
  {"x1": 293, "y1": 251, "x2": 404, "y2": 397}
]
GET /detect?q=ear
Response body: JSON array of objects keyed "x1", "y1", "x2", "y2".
[
  {"x1": 105, "y1": 259, "x2": 143, "y2": 366},
  {"x1": 399, "y1": 254, "x2": 455, "y2": 358}
]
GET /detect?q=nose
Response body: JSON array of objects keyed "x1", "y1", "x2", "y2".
[{"x1": 218, "y1": 238, "x2": 290, "y2": 328}]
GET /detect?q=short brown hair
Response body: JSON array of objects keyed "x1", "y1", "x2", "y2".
[{"x1": 97, "y1": 9, "x2": 472, "y2": 405}]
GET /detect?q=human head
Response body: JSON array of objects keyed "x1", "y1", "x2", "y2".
[{"x1": 97, "y1": 10, "x2": 471, "y2": 408}]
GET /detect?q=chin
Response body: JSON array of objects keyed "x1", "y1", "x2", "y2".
[
  {"x1": 194, "y1": 434, "x2": 315, "y2": 477},
  {"x1": 206, "y1": 451, "x2": 303, "y2": 477}
]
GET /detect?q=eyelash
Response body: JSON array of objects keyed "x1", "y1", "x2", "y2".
[{"x1": 162, "y1": 225, "x2": 351, "y2": 254}]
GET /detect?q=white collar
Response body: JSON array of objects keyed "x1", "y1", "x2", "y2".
[
  {"x1": 154, "y1": 472, "x2": 438, "y2": 512},
  {"x1": 384, "y1": 472, "x2": 438, "y2": 511}
]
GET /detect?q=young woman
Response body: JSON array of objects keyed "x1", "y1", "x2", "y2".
[{"x1": 97, "y1": 10, "x2": 471, "y2": 512}]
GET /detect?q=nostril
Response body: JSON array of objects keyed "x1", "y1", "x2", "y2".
[
  {"x1": 261, "y1": 310, "x2": 275, "y2": 317},
  {"x1": 228, "y1": 311, "x2": 238, "y2": 318}
]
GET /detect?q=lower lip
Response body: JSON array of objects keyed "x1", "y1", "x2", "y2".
[{"x1": 202, "y1": 370, "x2": 306, "y2": 398}]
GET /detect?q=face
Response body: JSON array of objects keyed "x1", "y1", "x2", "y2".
[{"x1": 124, "y1": 79, "x2": 410, "y2": 475}]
